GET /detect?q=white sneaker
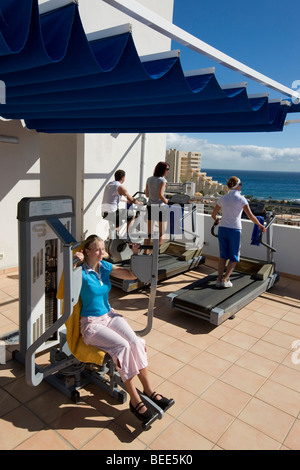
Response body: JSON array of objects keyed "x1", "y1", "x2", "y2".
[{"x1": 222, "y1": 280, "x2": 233, "y2": 288}]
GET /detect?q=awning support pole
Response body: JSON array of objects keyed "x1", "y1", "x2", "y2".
[{"x1": 139, "y1": 133, "x2": 146, "y2": 193}]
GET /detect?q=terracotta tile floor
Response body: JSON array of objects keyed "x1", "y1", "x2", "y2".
[{"x1": 0, "y1": 261, "x2": 299, "y2": 450}]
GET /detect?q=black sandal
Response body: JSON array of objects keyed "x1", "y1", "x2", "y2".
[
  {"x1": 147, "y1": 392, "x2": 175, "y2": 411},
  {"x1": 130, "y1": 401, "x2": 155, "y2": 422}
]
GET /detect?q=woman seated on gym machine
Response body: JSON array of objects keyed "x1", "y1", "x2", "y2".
[{"x1": 74, "y1": 234, "x2": 174, "y2": 424}]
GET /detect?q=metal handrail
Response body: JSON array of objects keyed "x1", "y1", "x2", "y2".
[
  {"x1": 211, "y1": 216, "x2": 277, "y2": 252},
  {"x1": 258, "y1": 214, "x2": 277, "y2": 252},
  {"x1": 134, "y1": 237, "x2": 159, "y2": 337}
]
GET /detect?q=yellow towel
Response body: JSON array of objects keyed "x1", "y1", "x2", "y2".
[{"x1": 57, "y1": 267, "x2": 106, "y2": 367}]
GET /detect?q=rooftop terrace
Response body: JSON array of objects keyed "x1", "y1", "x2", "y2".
[{"x1": 0, "y1": 259, "x2": 299, "y2": 450}]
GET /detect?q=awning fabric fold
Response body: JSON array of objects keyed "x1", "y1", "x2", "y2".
[{"x1": 0, "y1": 0, "x2": 293, "y2": 133}]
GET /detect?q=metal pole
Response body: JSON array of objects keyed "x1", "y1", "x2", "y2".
[
  {"x1": 135, "y1": 237, "x2": 159, "y2": 337},
  {"x1": 139, "y1": 133, "x2": 146, "y2": 193}
]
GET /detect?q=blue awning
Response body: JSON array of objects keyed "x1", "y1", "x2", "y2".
[
  {"x1": 0, "y1": 0, "x2": 292, "y2": 133},
  {"x1": 287, "y1": 101, "x2": 300, "y2": 114}
]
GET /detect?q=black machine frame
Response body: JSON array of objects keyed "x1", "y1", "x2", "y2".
[
  {"x1": 106, "y1": 192, "x2": 205, "y2": 291},
  {"x1": 169, "y1": 212, "x2": 279, "y2": 326}
]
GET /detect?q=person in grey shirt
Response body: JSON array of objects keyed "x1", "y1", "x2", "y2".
[{"x1": 144, "y1": 161, "x2": 170, "y2": 252}]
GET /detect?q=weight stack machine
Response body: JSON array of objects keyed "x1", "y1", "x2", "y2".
[{"x1": 15, "y1": 196, "x2": 82, "y2": 390}]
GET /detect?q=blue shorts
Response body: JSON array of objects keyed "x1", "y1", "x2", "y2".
[{"x1": 218, "y1": 226, "x2": 241, "y2": 262}]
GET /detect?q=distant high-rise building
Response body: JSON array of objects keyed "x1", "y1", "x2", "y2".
[{"x1": 166, "y1": 149, "x2": 202, "y2": 182}]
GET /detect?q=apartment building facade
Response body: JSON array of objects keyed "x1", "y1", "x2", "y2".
[{"x1": 166, "y1": 149, "x2": 202, "y2": 183}]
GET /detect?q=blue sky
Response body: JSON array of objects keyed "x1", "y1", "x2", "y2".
[{"x1": 167, "y1": 0, "x2": 300, "y2": 171}]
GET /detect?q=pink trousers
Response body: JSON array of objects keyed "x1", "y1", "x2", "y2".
[{"x1": 80, "y1": 311, "x2": 148, "y2": 382}]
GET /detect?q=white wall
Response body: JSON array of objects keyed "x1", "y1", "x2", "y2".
[
  {"x1": 272, "y1": 224, "x2": 300, "y2": 277},
  {"x1": 0, "y1": 121, "x2": 40, "y2": 269},
  {"x1": 83, "y1": 133, "x2": 168, "y2": 239},
  {"x1": 77, "y1": 0, "x2": 174, "y2": 239},
  {"x1": 0, "y1": 1, "x2": 174, "y2": 269},
  {"x1": 39, "y1": 133, "x2": 85, "y2": 238},
  {"x1": 78, "y1": 0, "x2": 174, "y2": 56}
]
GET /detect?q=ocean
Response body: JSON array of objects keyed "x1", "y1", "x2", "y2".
[{"x1": 201, "y1": 169, "x2": 300, "y2": 203}]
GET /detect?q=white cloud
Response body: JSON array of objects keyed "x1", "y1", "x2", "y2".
[{"x1": 166, "y1": 133, "x2": 300, "y2": 171}]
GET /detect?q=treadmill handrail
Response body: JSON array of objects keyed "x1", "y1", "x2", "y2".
[
  {"x1": 211, "y1": 216, "x2": 277, "y2": 252},
  {"x1": 259, "y1": 214, "x2": 277, "y2": 252},
  {"x1": 132, "y1": 191, "x2": 147, "y2": 204},
  {"x1": 132, "y1": 191, "x2": 146, "y2": 198},
  {"x1": 170, "y1": 202, "x2": 199, "y2": 239},
  {"x1": 211, "y1": 219, "x2": 219, "y2": 238}
]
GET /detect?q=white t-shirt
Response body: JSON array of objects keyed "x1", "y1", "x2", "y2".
[
  {"x1": 102, "y1": 181, "x2": 121, "y2": 212},
  {"x1": 146, "y1": 176, "x2": 167, "y2": 205},
  {"x1": 217, "y1": 190, "x2": 248, "y2": 230}
]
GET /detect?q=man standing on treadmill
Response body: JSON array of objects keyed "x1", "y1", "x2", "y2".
[{"x1": 102, "y1": 169, "x2": 142, "y2": 237}]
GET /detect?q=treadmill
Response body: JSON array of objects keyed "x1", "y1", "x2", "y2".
[
  {"x1": 169, "y1": 212, "x2": 279, "y2": 326},
  {"x1": 107, "y1": 193, "x2": 205, "y2": 292}
]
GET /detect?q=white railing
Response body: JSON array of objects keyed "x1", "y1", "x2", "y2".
[{"x1": 193, "y1": 197, "x2": 300, "y2": 226}]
